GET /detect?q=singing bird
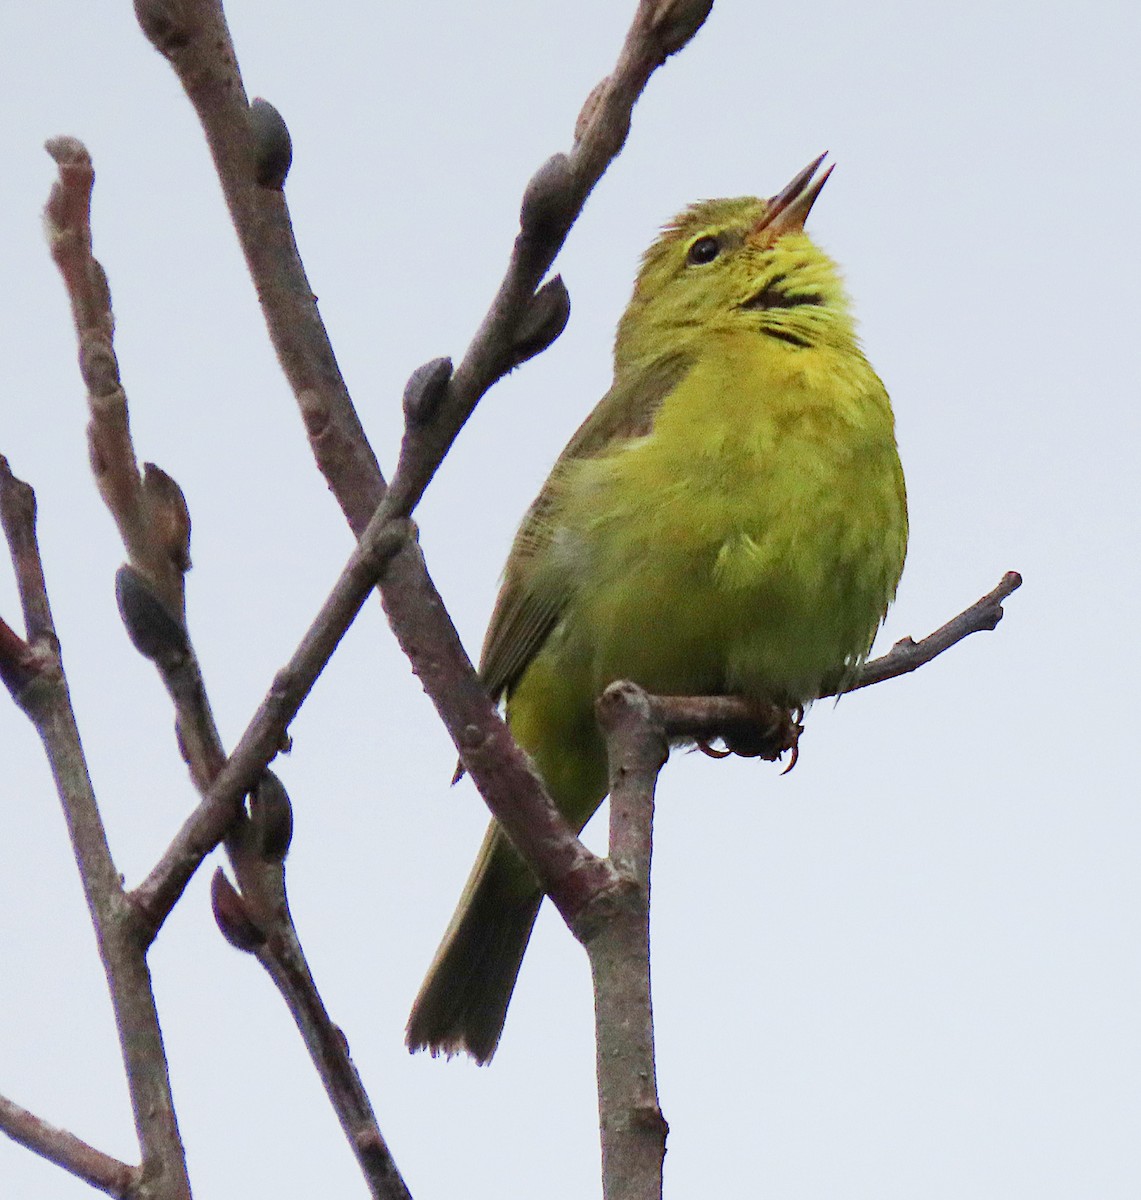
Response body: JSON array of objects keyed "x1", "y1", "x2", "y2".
[{"x1": 407, "y1": 156, "x2": 908, "y2": 1062}]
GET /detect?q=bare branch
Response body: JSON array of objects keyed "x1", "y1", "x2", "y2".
[
  {"x1": 254, "y1": 926, "x2": 411, "y2": 1200},
  {"x1": 132, "y1": 0, "x2": 716, "y2": 921},
  {"x1": 589, "y1": 683, "x2": 670, "y2": 1200},
  {"x1": 134, "y1": 0, "x2": 714, "y2": 535},
  {"x1": 43, "y1": 138, "x2": 225, "y2": 799},
  {"x1": 379, "y1": 538, "x2": 618, "y2": 923},
  {"x1": 133, "y1": 0, "x2": 384, "y2": 535},
  {"x1": 389, "y1": 0, "x2": 715, "y2": 515},
  {"x1": 842, "y1": 570, "x2": 1023, "y2": 692},
  {"x1": 44, "y1": 137, "x2": 190, "y2": 623},
  {"x1": 129, "y1": 499, "x2": 612, "y2": 931},
  {"x1": 208, "y1": 774, "x2": 412, "y2": 1200},
  {"x1": 40, "y1": 136, "x2": 408, "y2": 1195},
  {"x1": 130, "y1": 518, "x2": 413, "y2": 936},
  {"x1": 0, "y1": 1094, "x2": 137, "y2": 1199},
  {"x1": 38, "y1": 150, "x2": 415, "y2": 1180},
  {"x1": 649, "y1": 571, "x2": 1024, "y2": 752},
  {"x1": 0, "y1": 462, "x2": 190, "y2": 1198}
]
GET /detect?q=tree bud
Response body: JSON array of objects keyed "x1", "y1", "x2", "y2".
[
  {"x1": 249, "y1": 771, "x2": 294, "y2": 863},
  {"x1": 115, "y1": 564, "x2": 188, "y2": 662},
  {"x1": 402, "y1": 357, "x2": 452, "y2": 427},
  {"x1": 211, "y1": 869, "x2": 265, "y2": 952},
  {"x1": 250, "y1": 99, "x2": 293, "y2": 190},
  {"x1": 510, "y1": 276, "x2": 570, "y2": 365}
]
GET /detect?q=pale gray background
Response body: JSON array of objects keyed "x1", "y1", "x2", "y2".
[{"x1": 2, "y1": 2, "x2": 1138, "y2": 1197}]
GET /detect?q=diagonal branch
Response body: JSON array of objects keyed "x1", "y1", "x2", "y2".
[
  {"x1": 129, "y1": 518, "x2": 413, "y2": 935},
  {"x1": 209, "y1": 772, "x2": 412, "y2": 1200},
  {"x1": 650, "y1": 571, "x2": 1024, "y2": 756},
  {"x1": 842, "y1": 570, "x2": 1022, "y2": 692},
  {"x1": 0, "y1": 1093, "x2": 137, "y2": 1200},
  {"x1": 210, "y1": 773, "x2": 411, "y2": 1200},
  {"x1": 132, "y1": 0, "x2": 718, "y2": 928},
  {"x1": 388, "y1": 0, "x2": 718, "y2": 515},
  {"x1": 134, "y1": 0, "x2": 384, "y2": 532}
]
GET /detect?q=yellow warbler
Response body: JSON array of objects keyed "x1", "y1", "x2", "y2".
[{"x1": 407, "y1": 156, "x2": 907, "y2": 1062}]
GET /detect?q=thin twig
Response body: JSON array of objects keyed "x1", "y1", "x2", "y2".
[
  {"x1": 209, "y1": 773, "x2": 411, "y2": 1200},
  {"x1": 44, "y1": 136, "x2": 224, "y2": 794},
  {"x1": 255, "y1": 928, "x2": 410, "y2": 1200},
  {"x1": 391, "y1": 0, "x2": 717, "y2": 515},
  {"x1": 651, "y1": 571, "x2": 1023, "y2": 754},
  {"x1": 42, "y1": 138, "x2": 409, "y2": 1199},
  {"x1": 130, "y1": 519, "x2": 413, "y2": 935},
  {"x1": 841, "y1": 570, "x2": 1022, "y2": 692},
  {"x1": 0, "y1": 1094, "x2": 138, "y2": 1200},
  {"x1": 0, "y1": 463, "x2": 191, "y2": 1199}
]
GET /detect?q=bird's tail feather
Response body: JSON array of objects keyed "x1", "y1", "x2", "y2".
[{"x1": 406, "y1": 823, "x2": 542, "y2": 1064}]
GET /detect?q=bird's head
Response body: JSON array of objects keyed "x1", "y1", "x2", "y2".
[{"x1": 615, "y1": 155, "x2": 857, "y2": 372}]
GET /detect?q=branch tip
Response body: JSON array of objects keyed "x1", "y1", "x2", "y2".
[
  {"x1": 845, "y1": 569, "x2": 1022, "y2": 693},
  {"x1": 43, "y1": 134, "x2": 91, "y2": 170}
]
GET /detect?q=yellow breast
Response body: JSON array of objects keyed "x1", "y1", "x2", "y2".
[{"x1": 551, "y1": 334, "x2": 907, "y2": 704}]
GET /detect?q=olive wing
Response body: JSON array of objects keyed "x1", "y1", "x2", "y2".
[{"x1": 478, "y1": 354, "x2": 692, "y2": 701}]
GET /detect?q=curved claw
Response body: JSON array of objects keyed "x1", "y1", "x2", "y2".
[
  {"x1": 779, "y1": 707, "x2": 804, "y2": 774},
  {"x1": 698, "y1": 738, "x2": 732, "y2": 759}
]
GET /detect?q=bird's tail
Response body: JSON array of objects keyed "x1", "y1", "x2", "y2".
[{"x1": 405, "y1": 822, "x2": 542, "y2": 1064}]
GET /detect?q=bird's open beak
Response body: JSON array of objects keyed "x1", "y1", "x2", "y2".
[{"x1": 751, "y1": 153, "x2": 833, "y2": 240}]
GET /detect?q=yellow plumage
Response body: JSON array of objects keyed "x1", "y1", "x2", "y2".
[{"x1": 408, "y1": 157, "x2": 907, "y2": 1062}]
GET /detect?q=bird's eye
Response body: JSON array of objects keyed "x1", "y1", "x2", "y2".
[{"x1": 686, "y1": 235, "x2": 721, "y2": 266}]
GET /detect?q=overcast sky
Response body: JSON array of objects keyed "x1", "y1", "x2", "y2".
[{"x1": 2, "y1": 2, "x2": 1139, "y2": 1197}]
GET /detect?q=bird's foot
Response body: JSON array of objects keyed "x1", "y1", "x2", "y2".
[{"x1": 698, "y1": 703, "x2": 803, "y2": 768}]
